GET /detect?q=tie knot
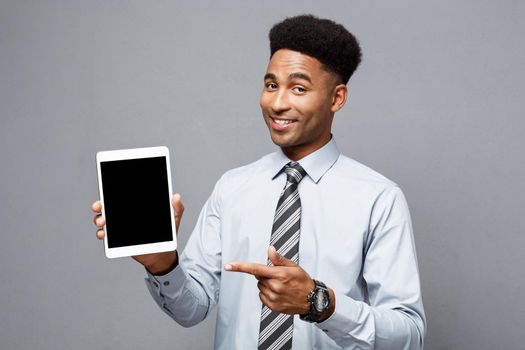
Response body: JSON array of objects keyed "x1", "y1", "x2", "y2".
[{"x1": 284, "y1": 162, "x2": 307, "y2": 184}]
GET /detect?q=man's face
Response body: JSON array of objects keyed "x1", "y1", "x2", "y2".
[{"x1": 260, "y1": 49, "x2": 339, "y2": 160}]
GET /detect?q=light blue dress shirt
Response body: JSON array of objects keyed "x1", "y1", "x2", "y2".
[{"x1": 145, "y1": 138, "x2": 426, "y2": 349}]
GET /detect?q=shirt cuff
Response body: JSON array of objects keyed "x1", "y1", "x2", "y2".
[
  {"x1": 314, "y1": 290, "x2": 375, "y2": 347},
  {"x1": 145, "y1": 263, "x2": 189, "y2": 299}
]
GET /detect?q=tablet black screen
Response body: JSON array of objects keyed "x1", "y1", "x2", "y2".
[{"x1": 100, "y1": 156, "x2": 173, "y2": 248}]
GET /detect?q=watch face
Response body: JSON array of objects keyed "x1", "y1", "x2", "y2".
[{"x1": 314, "y1": 289, "x2": 329, "y2": 312}]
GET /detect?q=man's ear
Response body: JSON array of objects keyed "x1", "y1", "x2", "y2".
[{"x1": 331, "y1": 84, "x2": 348, "y2": 113}]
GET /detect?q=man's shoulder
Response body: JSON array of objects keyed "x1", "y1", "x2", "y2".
[
  {"x1": 213, "y1": 151, "x2": 401, "y2": 196},
  {"x1": 332, "y1": 154, "x2": 399, "y2": 189},
  {"x1": 224, "y1": 152, "x2": 275, "y2": 178},
  {"x1": 331, "y1": 154, "x2": 408, "y2": 209},
  {"x1": 214, "y1": 152, "x2": 277, "y2": 191}
]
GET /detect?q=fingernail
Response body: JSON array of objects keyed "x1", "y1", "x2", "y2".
[{"x1": 224, "y1": 264, "x2": 232, "y2": 271}]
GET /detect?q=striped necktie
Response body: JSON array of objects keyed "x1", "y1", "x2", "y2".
[{"x1": 258, "y1": 161, "x2": 307, "y2": 350}]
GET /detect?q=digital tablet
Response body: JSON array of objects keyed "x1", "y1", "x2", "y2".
[{"x1": 96, "y1": 146, "x2": 177, "y2": 258}]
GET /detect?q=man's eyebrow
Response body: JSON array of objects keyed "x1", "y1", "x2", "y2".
[
  {"x1": 263, "y1": 72, "x2": 312, "y2": 83},
  {"x1": 289, "y1": 72, "x2": 312, "y2": 83}
]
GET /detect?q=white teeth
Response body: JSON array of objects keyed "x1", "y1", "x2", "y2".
[{"x1": 274, "y1": 119, "x2": 292, "y2": 125}]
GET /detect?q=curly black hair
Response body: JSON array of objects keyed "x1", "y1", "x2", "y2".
[{"x1": 269, "y1": 15, "x2": 362, "y2": 84}]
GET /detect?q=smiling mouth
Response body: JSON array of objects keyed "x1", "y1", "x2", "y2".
[{"x1": 271, "y1": 117, "x2": 297, "y2": 125}]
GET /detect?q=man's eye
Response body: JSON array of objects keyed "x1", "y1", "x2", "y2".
[
  {"x1": 265, "y1": 82, "x2": 277, "y2": 89},
  {"x1": 293, "y1": 86, "x2": 306, "y2": 93}
]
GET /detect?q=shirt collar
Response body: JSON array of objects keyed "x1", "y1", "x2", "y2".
[{"x1": 270, "y1": 137, "x2": 340, "y2": 184}]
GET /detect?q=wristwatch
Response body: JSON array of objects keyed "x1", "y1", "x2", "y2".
[{"x1": 300, "y1": 279, "x2": 331, "y2": 323}]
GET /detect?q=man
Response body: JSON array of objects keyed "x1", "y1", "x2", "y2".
[{"x1": 92, "y1": 15, "x2": 426, "y2": 349}]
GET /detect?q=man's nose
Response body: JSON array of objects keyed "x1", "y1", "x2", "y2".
[{"x1": 271, "y1": 90, "x2": 291, "y2": 114}]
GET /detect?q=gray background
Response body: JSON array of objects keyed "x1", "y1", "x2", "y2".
[{"x1": 1, "y1": 0, "x2": 523, "y2": 349}]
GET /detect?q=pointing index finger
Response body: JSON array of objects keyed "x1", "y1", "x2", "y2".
[{"x1": 225, "y1": 262, "x2": 277, "y2": 278}]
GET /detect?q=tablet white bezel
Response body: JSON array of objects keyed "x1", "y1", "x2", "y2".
[{"x1": 96, "y1": 146, "x2": 177, "y2": 259}]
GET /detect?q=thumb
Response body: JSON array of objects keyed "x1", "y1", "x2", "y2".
[
  {"x1": 172, "y1": 193, "x2": 184, "y2": 234},
  {"x1": 268, "y1": 246, "x2": 296, "y2": 267}
]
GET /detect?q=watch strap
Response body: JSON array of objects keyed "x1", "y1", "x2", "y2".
[{"x1": 300, "y1": 279, "x2": 330, "y2": 323}]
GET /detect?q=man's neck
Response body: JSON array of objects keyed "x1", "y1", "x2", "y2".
[{"x1": 281, "y1": 135, "x2": 332, "y2": 161}]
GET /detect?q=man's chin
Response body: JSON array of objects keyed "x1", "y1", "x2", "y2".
[{"x1": 270, "y1": 134, "x2": 295, "y2": 148}]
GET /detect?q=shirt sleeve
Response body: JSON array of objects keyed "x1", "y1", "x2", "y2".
[
  {"x1": 315, "y1": 186, "x2": 426, "y2": 349},
  {"x1": 144, "y1": 177, "x2": 224, "y2": 327}
]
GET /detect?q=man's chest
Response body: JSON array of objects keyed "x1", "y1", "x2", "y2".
[{"x1": 219, "y1": 180, "x2": 373, "y2": 288}]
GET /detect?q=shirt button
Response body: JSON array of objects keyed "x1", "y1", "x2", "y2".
[
  {"x1": 153, "y1": 281, "x2": 159, "y2": 288},
  {"x1": 163, "y1": 281, "x2": 170, "y2": 286}
]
